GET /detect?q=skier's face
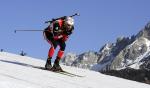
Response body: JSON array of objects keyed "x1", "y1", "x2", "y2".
[{"x1": 65, "y1": 23, "x2": 72, "y2": 30}]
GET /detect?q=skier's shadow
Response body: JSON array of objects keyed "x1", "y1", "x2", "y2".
[{"x1": 0, "y1": 59, "x2": 44, "y2": 69}]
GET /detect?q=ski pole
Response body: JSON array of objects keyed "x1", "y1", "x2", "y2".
[{"x1": 14, "y1": 30, "x2": 44, "y2": 33}]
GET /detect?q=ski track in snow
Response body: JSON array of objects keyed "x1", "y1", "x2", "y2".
[{"x1": 0, "y1": 52, "x2": 149, "y2": 88}]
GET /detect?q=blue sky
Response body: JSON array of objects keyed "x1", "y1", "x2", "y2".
[{"x1": 0, "y1": 0, "x2": 150, "y2": 60}]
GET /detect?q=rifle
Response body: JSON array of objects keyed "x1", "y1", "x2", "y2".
[{"x1": 45, "y1": 13, "x2": 80, "y2": 23}]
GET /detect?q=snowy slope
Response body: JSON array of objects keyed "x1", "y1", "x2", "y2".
[{"x1": 0, "y1": 52, "x2": 149, "y2": 88}]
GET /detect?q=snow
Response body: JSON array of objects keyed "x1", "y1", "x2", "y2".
[{"x1": 0, "y1": 52, "x2": 149, "y2": 88}]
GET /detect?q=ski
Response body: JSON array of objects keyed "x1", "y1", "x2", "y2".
[
  {"x1": 32, "y1": 66, "x2": 84, "y2": 77},
  {"x1": 54, "y1": 71, "x2": 76, "y2": 77},
  {"x1": 60, "y1": 70, "x2": 84, "y2": 77},
  {"x1": 0, "y1": 60, "x2": 84, "y2": 77}
]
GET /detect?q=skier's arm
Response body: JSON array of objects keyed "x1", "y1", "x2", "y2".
[
  {"x1": 53, "y1": 35, "x2": 63, "y2": 40},
  {"x1": 62, "y1": 26, "x2": 74, "y2": 41}
]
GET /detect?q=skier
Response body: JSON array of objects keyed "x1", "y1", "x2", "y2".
[{"x1": 43, "y1": 16, "x2": 74, "y2": 71}]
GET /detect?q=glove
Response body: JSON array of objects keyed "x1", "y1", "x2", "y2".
[
  {"x1": 62, "y1": 35, "x2": 69, "y2": 42},
  {"x1": 53, "y1": 35, "x2": 63, "y2": 40}
]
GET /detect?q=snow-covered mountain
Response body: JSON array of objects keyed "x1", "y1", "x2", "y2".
[
  {"x1": 62, "y1": 51, "x2": 99, "y2": 69},
  {"x1": 0, "y1": 52, "x2": 149, "y2": 88},
  {"x1": 62, "y1": 22, "x2": 150, "y2": 72}
]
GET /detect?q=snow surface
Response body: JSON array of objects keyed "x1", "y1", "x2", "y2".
[{"x1": 0, "y1": 52, "x2": 149, "y2": 88}]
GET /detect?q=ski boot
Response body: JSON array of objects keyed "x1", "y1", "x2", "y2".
[
  {"x1": 51, "y1": 57, "x2": 63, "y2": 72},
  {"x1": 45, "y1": 58, "x2": 52, "y2": 70}
]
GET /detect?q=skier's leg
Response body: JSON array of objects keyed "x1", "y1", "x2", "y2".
[
  {"x1": 45, "y1": 44, "x2": 57, "y2": 70},
  {"x1": 55, "y1": 41, "x2": 66, "y2": 64},
  {"x1": 54, "y1": 50, "x2": 64, "y2": 66},
  {"x1": 45, "y1": 47, "x2": 54, "y2": 69},
  {"x1": 52, "y1": 41, "x2": 66, "y2": 71},
  {"x1": 45, "y1": 33, "x2": 58, "y2": 70},
  {"x1": 48, "y1": 47, "x2": 55, "y2": 58}
]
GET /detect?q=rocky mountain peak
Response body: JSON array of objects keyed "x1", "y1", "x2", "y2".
[{"x1": 136, "y1": 22, "x2": 150, "y2": 40}]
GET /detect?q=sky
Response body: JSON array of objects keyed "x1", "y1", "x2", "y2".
[{"x1": 0, "y1": 0, "x2": 150, "y2": 60}]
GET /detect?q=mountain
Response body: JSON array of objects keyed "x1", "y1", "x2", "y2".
[
  {"x1": 62, "y1": 51, "x2": 99, "y2": 69},
  {"x1": 62, "y1": 22, "x2": 150, "y2": 83},
  {"x1": 1, "y1": 52, "x2": 149, "y2": 88},
  {"x1": 93, "y1": 22, "x2": 150, "y2": 71}
]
